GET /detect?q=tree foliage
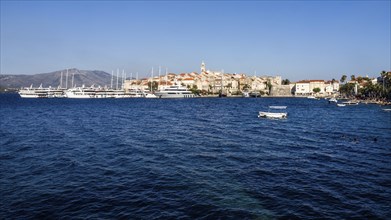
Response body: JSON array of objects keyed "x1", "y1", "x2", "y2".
[
  {"x1": 282, "y1": 79, "x2": 290, "y2": 85},
  {"x1": 313, "y1": 87, "x2": 321, "y2": 93},
  {"x1": 267, "y1": 80, "x2": 272, "y2": 93},
  {"x1": 340, "y1": 75, "x2": 347, "y2": 83},
  {"x1": 147, "y1": 81, "x2": 159, "y2": 91},
  {"x1": 339, "y1": 83, "x2": 355, "y2": 97},
  {"x1": 339, "y1": 71, "x2": 391, "y2": 100}
]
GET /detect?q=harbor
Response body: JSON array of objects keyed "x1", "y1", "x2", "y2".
[
  {"x1": 10, "y1": 64, "x2": 390, "y2": 104},
  {"x1": 1, "y1": 94, "x2": 390, "y2": 219},
  {"x1": 1, "y1": 0, "x2": 390, "y2": 219}
]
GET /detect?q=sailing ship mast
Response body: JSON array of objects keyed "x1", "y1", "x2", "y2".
[
  {"x1": 66, "y1": 69, "x2": 69, "y2": 89},
  {"x1": 60, "y1": 71, "x2": 63, "y2": 88},
  {"x1": 111, "y1": 70, "x2": 114, "y2": 89},
  {"x1": 151, "y1": 67, "x2": 154, "y2": 92},
  {"x1": 158, "y1": 66, "x2": 161, "y2": 91},
  {"x1": 116, "y1": 69, "x2": 119, "y2": 90},
  {"x1": 122, "y1": 69, "x2": 125, "y2": 90},
  {"x1": 71, "y1": 70, "x2": 75, "y2": 88},
  {"x1": 166, "y1": 68, "x2": 168, "y2": 87}
]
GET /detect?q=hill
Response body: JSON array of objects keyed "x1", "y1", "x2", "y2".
[{"x1": 0, "y1": 68, "x2": 116, "y2": 89}]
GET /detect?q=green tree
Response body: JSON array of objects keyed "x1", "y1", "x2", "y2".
[
  {"x1": 351, "y1": 75, "x2": 356, "y2": 81},
  {"x1": 380, "y1": 71, "x2": 390, "y2": 99},
  {"x1": 190, "y1": 85, "x2": 200, "y2": 95},
  {"x1": 351, "y1": 71, "x2": 391, "y2": 100},
  {"x1": 313, "y1": 87, "x2": 321, "y2": 94},
  {"x1": 339, "y1": 83, "x2": 355, "y2": 97},
  {"x1": 282, "y1": 79, "x2": 290, "y2": 85},
  {"x1": 147, "y1": 81, "x2": 158, "y2": 91},
  {"x1": 340, "y1": 75, "x2": 347, "y2": 84},
  {"x1": 267, "y1": 80, "x2": 273, "y2": 94}
]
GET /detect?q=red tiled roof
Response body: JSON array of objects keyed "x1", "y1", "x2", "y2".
[{"x1": 297, "y1": 80, "x2": 324, "y2": 83}]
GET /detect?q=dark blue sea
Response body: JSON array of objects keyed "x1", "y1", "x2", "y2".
[{"x1": 1, "y1": 93, "x2": 390, "y2": 219}]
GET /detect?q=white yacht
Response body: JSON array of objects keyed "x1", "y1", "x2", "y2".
[
  {"x1": 328, "y1": 97, "x2": 338, "y2": 103},
  {"x1": 145, "y1": 93, "x2": 157, "y2": 98},
  {"x1": 18, "y1": 85, "x2": 59, "y2": 98},
  {"x1": 112, "y1": 90, "x2": 126, "y2": 98},
  {"x1": 18, "y1": 87, "x2": 49, "y2": 98},
  {"x1": 65, "y1": 86, "x2": 96, "y2": 98},
  {"x1": 127, "y1": 88, "x2": 146, "y2": 98},
  {"x1": 154, "y1": 85, "x2": 196, "y2": 98}
]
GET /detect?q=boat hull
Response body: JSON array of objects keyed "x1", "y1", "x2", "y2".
[
  {"x1": 155, "y1": 93, "x2": 196, "y2": 98},
  {"x1": 258, "y1": 112, "x2": 287, "y2": 119}
]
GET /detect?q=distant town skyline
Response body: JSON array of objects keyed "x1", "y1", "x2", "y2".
[{"x1": 1, "y1": 1, "x2": 390, "y2": 81}]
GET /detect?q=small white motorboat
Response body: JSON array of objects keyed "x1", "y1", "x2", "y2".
[
  {"x1": 258, "y1": 106, "x2": 287, "y2": 119},
  {"x1": 145, "y1": 93, "x2": 157, "y2": 98},
  {"x1": 342, "y1": 100, "x2": 359, "y2": 105},
  {"x1": 382, "y1": 108, "x2": 391, "y2": 112},
  {"x1": 328, "y1": 98, "x2": 338, "y2": 103},
  {"x1": 337, "y1": 104, "x2": 346, "y2": 107}
]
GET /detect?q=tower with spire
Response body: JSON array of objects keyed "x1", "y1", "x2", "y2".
[{"x1": 201, "y1": 61, "x2": 206, "y2": 74}]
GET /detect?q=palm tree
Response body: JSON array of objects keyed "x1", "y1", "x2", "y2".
[
  {"x1": 340, "y1": 75, "x2": 347, "y2": 84},
  {"x1": 267, "y1": 80, "x2": 273, "y2": 95},
  {"x1": 351, "y1": 75, "x2": 356, "y2": 81},
  {"x1": 380, "y1": 71, "x2": 390, "y2": 99},
  {"x1": 282, "y1": 79, "x2": 290, "y2": 85}
]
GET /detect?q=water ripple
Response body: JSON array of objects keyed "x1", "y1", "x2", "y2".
[{"x1": 1, "y1": 95, "x2": 390, "y2": 218}]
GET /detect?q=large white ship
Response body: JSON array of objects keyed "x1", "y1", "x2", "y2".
[
  {"x1": 154, "y1": 85, "x2": 196, "y2": 98},
  {"x1": 18, "y1": 87, "x2": 49, "y2": 98},
  {"x1": 65, "y1": 86, "x2": 97, "y2": 98},
  {"x1": 18, "y1": 85, "x2": 65, "y2": 98},
  {"x1": 127, "y1": 88, "x2": 146, "y2": 98},
  {"x1": 65, "y1": 86, "x2": 130, "y2": 98}
]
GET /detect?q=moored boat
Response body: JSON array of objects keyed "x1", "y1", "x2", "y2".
[
  {"x1": 145, "y1": 93, "x2": 157, "y2": 98},
  {"x1": 127, "y1": 89, "x2": 146, "y2": 98},
  {"x1": 65, "y1": 86, "x2": 97, "y2": 98},
  {"x1": 154, "y1": 85, "x2": 196, "y2": 98},
  {"x1": 342, "y1": 100, "x2": 359, "y2": 105},
  {"x1": 258, "y1": 106, "x2": 287, "y2": 119},
  {"x1": 18, "y1": 85, "x2": 56, "y2": 98}
]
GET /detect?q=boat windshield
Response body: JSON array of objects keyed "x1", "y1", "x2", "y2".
[{"x1": 269, "y1": 106, "x2": 287, "y2": 109}]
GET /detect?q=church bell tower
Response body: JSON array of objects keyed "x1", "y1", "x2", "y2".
[{"x1": 201, "y1": 61, "x2": 206, "y2": 74}]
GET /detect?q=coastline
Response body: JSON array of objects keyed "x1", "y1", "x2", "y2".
[{"x1": 199, "y1": 94, "x2": 391, "y2": 105}]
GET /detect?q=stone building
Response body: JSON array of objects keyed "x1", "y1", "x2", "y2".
[{"x1": 123, "y1": 61, "x2": 286, "y2": 96}]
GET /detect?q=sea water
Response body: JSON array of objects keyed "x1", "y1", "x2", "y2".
[{"x1": 1, "y1": 94, "x2": 390, "y2": 218}]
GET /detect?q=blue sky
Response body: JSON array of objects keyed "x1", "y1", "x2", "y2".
[{"x1": 1, "y1": 1, "x2": 390, "y2": 81}]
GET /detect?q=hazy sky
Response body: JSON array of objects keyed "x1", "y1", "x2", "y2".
[{"x1": 1, "y1": 1, "x2": 390, "y2": 81}]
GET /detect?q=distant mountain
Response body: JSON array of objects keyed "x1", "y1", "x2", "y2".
[{"x1": 0, "y1": 68, "x2": 116, "y2": 89}]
